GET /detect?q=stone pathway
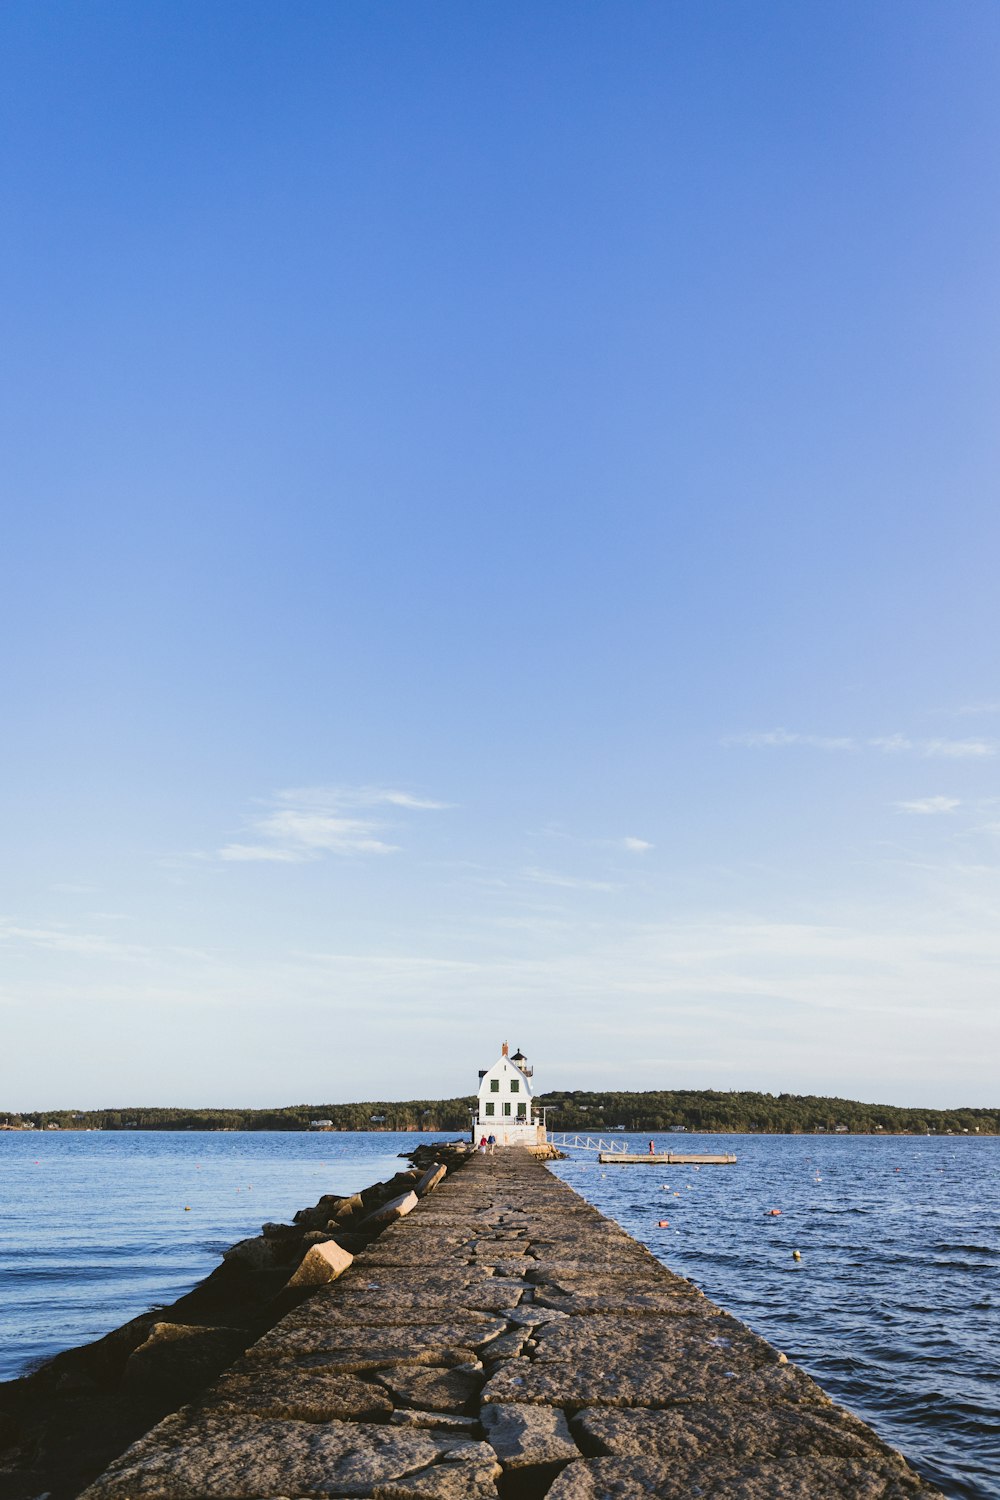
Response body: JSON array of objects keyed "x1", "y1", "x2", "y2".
[{"x1": 81, "y1": 1150, "x2": 942, "y2": 1499}]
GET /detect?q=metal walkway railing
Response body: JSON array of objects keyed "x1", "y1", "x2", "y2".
[{"x1": 547, "y1": 1133, "x2": 633, "y2": 1154}]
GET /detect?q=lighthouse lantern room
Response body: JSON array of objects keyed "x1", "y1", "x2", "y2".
[{"x1": 473, "y1": 1042, "x2": 544, "y2": 1147}]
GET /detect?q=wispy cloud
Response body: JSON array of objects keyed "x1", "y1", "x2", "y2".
[
  {"x1": 520, "y1": 867, "x2": 618, "y2": 892},
  {"x1": 622, "y1": 837, "x2": 654, "y2": 853},
  {"x1": 726, "y1": 729, "x2": 855, "y2": 751},
  {"x1": 896, "y1": 796, "x2": 960, "y2": 815},
  {"x1": 0, "y1": 920, "x2": 146, "y2": 959},
  {"x1": 218, "y1": 786, "x2": 450, "y2": 864},
  {"x1": 729, "y1": 729, "x2": 997, "y2": 759},
  {"x1": 921, "y1": 738, "x2": 996, "y2": 759}
]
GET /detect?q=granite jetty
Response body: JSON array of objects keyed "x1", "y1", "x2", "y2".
[{"x1": 75, "y1": 1145, "x2": 941, "y2": 1500}]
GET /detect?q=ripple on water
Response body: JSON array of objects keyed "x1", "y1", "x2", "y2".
[{"x1": 550, "y1": 1133, "x2": 1000, "y2": 1500}]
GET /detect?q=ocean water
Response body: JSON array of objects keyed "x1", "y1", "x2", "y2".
[
  {"x1": 0, "y1": 1131, "x2": 996, "y2": 1499},
  {"x1": 551, "y1": 1133, "x2": 999, "y2": 1500},
  {"x1": 0, "y1": 1130, "x2": 428, "y2": 1379}
]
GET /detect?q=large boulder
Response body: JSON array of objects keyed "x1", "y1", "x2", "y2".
[
  {"x1": 222, "y1": 1235, "x2": 277, "y2": 1270},
  {"x1": 123, "y1": 1323, "x2": 247, "y2": 1400},
  {"x1": 357, "y1": 1189, "x2": 418, "y2": 1232},
  {"x1": 284, "y1": 1239, "x2": 353, "y2": 1289},
  {"x1": 416, "y1": 1162, "x2": 448, "y2": 1196}
]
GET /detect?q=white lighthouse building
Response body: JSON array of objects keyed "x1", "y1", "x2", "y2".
[{"x1": 473, "y1": 1042, "x2": 545, "y2": 1147}]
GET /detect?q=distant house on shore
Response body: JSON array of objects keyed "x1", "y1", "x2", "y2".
[{"x1": 473, "y1": 1041, "x2": 546, "y2": 1148}]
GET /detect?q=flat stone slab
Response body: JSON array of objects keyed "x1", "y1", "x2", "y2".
[
  {"x1": 374, "y1": 1365, "x2": 484, "y2": 1415},
  {"x1": 572, "y1": 1403, "x2": 932, "y2": 1482},
  {"x1": 200, "y1": 1362, "x2": 394, "y2": 1422},
  {"x1": 529, "y1": 1311, "x2": 776, "y2": 1367},
  {"x1": 481, "y1": 1401, "x2": 580, "y2": 1468},
  {"x1": 545, "y1": 1453, "x2": 938, "y2": 1498},
  {"x1": 481, "y1": 1343, "x2": 825, "y2": 1413},
  {"x1": 79, "y1": 1411, "x2": 501, "y2": 1499},
  {"x1": 246, "y1": 1316, "x2": 508, "y2": 1370}
]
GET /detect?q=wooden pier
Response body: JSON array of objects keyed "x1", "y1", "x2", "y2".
[{"x1": 597, "y1": 1150, "x2": 737, "y2": 1164}]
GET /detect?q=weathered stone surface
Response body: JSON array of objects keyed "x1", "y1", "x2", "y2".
[
  {"x1": 531, "y1": 1311, "x2": 776, "y2": 1368},
  {"x1": 326, "y1": 1272, "x2": 526, "y2": 1314},
  {"x1": 202, "y1": 1362, "x2": 394, "y2": 1421},
  {"x1": 533, "y1": 1286, "x2": 702, "y2": 1316},
  {"x1": 415, "y1": 1163, "x2": 448, "y2": 1196},
  {"x1": 372, "y1": 1448, "x2": 500, "y2": 1499},
  {"x1": 374, "y1": 1365, "x2": 484, "y2": 1414},
  {"x1": 221, "y1": 1234, "x2": 277, "y2": 1269},
  {"x1": 262, "y1": 1221, "x2": 301, "y2": 1239},
  {"x1": 358, "y1": 1190, "x2": 419, "y2": 1231},
  {"x1": 390, "y1": 1408, "x2": 481, "y2": 1433},
  {"x1": 328, "y1": 1191, "x2": 364, "y2": 1219},
  {"x1": 481, "y1": 1401, "x2": 579, "y2": 1468},
  {"x1": 78, "y1": 1149, "x2": 943, "y2": 1500},
  {"x1": 572, "y1": 1401, "x2": 910, "y2": 1468},
  {"x1": 123, "y1": 1323, "x2": 246, "y2": 1395},
  {"x1": 481, "y1": 1337, "x2": 826, "y2": 1413},
  {"x1": 480, "y1": 1329, "x2": 529, "y2": 1365},
  {"x1": 79, "y1": 1411, "x2": 499, "y2": 1500},
  {"x1": 545, "y1": 1453, "x2": 938, "y2": 1498},
  {"x1": 285, "y1": 1238, "x2": 354, "y2": 1288}
]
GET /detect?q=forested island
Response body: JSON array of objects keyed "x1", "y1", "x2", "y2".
[{"x1": 2, "y1": 1089, "x2": 996, "y2": 1135}]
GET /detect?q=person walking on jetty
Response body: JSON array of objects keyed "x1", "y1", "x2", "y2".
[
  {"x1": 479, "y1": 1135, "x2": 488, "y2": 1154},
  {"x1": 487, "y1": 1133, "x2": 496, "y2": 1154}
]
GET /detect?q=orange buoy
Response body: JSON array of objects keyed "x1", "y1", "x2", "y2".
[
  {"x1": 658, "y1": 1219, "x2": 670, "y2": 1228},
  {"x1": 768, "y1": 1209, "x2": 782, "y2": 1216}
]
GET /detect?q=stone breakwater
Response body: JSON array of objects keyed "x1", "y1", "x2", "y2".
[
  {"x1": 0, "y1": 1144, "x2": 465, "y2": 1500},
  {"x1": 78, "y1": 1148, "x2": 942, "y2": 1500}
]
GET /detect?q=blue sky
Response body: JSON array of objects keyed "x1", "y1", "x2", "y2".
[{"x1": 2, "y1": 2, "x2": 998, "y2": 1109}]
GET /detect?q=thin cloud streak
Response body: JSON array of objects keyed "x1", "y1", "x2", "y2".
[
  {"x1": 729, "y1": 729, "x2": 997, "y2": 758},
  {"x1": 896, "y1": 797, "x2": 960, "y2": 815},
  {"x1": 521, "y1": 867, "x2": 618, "y2": 892},
  {"x1": 217, "y1": 785, "x2": 448, "y2": 863}
]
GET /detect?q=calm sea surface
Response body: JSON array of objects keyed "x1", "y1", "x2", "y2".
[{"x1": 1, "y1": 1131, "x2": 997, "y2": 1499}]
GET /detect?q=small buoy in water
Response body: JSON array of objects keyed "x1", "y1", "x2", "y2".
[
  {"x1": 792, "y1": 1250, "x2": 802, "y2": 1261},
  {"x1": 767, "y1": 1209, "x2": 782, "y2": 1217},
  {"x1": 184, "y1": 1206, "x2": 191, "y2": 1211},
  {"x1": 658, "y1": 1220, "x2": 670, "y2": 1228}
]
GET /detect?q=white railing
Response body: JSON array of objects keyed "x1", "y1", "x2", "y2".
[{"x1": 547, "y1": 1133, "x2": 632, "y2": 1154}]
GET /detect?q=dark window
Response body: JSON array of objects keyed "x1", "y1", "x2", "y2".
[
  {"x1": 503, "y1": 1102, "x2": 511, "y2": 1116},
  {"x1": 517, "y1": 1103, "x2": 526, "y2": 1118},
  {"x1": 510, "y1": 1080, "x2": 519, "y2": 1093},
  {"x1": 485, "y1": 1102, "x2": 494, "y2": 1117},
  {"x1": 490, "y1": 1079, "x2": 499, "y2": 1092}
]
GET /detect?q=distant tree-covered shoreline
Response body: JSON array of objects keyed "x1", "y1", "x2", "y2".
[{"x1": 1, "y1": 1088, "x2": 996, "y2": 1135}]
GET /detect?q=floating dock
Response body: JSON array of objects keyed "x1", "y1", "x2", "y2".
[
  {"x1": 80, "y1": 1148, "x2": 940, "y2": 1499},
  {"x1": 598, "y1": 1151, "x2": 737, "y2": 1164}
]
